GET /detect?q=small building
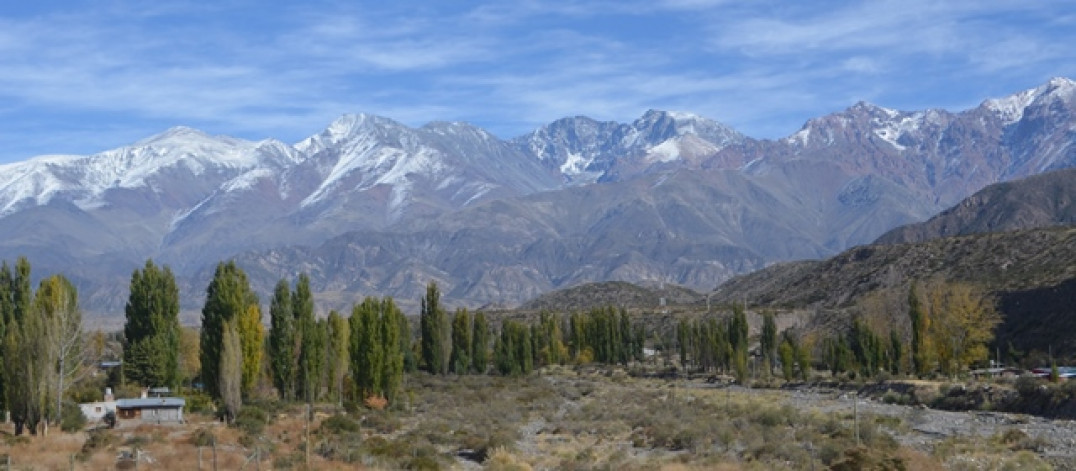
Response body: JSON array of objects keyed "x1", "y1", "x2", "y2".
[
  {"x1": 115, "y1": 397, "x2": 186, "y2": 424},
  {"x1": 79, "y1": 387, "x2": 116, "y2": 421}
]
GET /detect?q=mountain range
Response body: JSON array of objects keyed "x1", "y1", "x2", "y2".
[{"x1": 1, "y1": 77, "x2": 1074, "y2": 321}]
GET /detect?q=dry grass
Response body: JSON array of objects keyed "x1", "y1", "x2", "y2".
[{"x1": 0, "y1": 369, "x2": 1062, "y2": 469}]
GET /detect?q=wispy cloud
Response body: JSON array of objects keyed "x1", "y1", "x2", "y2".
[{"x1": 0, "y1": 0, "x2": 1074, "y2": 162}]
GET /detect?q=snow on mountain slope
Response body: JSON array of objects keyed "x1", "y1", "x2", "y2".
[
  {"x1": 983, "y1": 77, "x2": 1076, "y2": 125},
  {"x1": 511, "y1": 110, "x2": 745, "y2": 184},
  {"x1": 0, "y1": 127, "x2": 280, "y2": 217},
  {"x1": 1, "y1": 77, "x2": 1075, "y2": 317}
]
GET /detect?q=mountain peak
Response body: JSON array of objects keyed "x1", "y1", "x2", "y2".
[
  {"x1": 982, "y1": 77, "x2": 1076, "y2": 125},
  {"x1": 325, "y1": 113, "x2": 402, "y2": 139},
  {"x1": 134, "y1": 126, "x2": 216, "y2": 147}
]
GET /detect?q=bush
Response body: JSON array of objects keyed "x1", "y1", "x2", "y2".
[
  {"x1": 191, "y1": 427, "x2": 216, "y2": 447},
  {"x1": 234, "y1": 405, "x2": 269, "y2": 435},
  {"x1": 61, "y1": 401, "x2": 88, "y2": 432},
  {"x1": 184, "y1": 391, "x2": 215, "y2": 414},
  {"x1": 320, "y1": 414, "x2": 361, "y2": 435},
  {"x1": 78, "y1": 429, "x2": 117, "y2": 461}
]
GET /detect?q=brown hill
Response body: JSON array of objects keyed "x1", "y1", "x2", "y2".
[
  {"x1": 711, "y1": 227, "x2": 1076, "y2": 355},
  {"x1": 521, "y1": 281, "x2": 701, "y2": 312},
  {"x1": 876, "y1": 168, "x2": 1076, "y2": 244}
]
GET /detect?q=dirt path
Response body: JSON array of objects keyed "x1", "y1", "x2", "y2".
[{"x1": 771, "y1": 385, "x2": 1076, "y2": 467}]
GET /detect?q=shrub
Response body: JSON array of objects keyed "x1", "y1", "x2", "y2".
[
  {"x1": 184, "y1": 391, "x2": 215, "y2": 414},
  {"x1": 320, "y1": 414, "x2": 361, "y2": 435},
  {"x1": 191, "y1": 427, "x2": 216, "y2": 447},
  {"x1": 485, "y1": 447, "x2": 533, "y2": 471},
  {"x1": 78, "y1": 429, "x2": 117, "y2": 461},
  {"x1": 234, "y1": 405, "x2": 268, "y2": 435},
  {"x1": 61, "y1": 401, "x2": 88, "y2": 432},
  {"x1": 364, "y1": 395, "x2": 389, "y2": 410}
]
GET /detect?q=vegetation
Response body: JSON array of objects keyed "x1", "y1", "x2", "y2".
[
  {"x1": 1, "y1": 258, "x2": 87, "y2": 435},
  {"x1": 419, "y1": 281, "x2": 449, "y2": 375},
  {"x1": 123, "y1": 259, "x2": 181, "y2": 390},
  {"x1": 199, "y1": 261, "x2": 259, "y2": 400},
  {"x1": 0, "y1": 254, "x2": 1063, "y2": 469},
  {"x1": 268, "y1": 279, "x2": 295, "y2": 400}
]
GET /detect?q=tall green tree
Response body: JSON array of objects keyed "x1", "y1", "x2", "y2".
[
  {"x1": 326, "y1": 310, "x2": 350, "y2": 403},
  {"x1": 293, "y1": 274, "x2": 321, "y2": 401},
  {"x1": 0, "y1": 261, "x2": 12, "y2": 414},
  {"x1": 379, "y1": 298, "x2": 404, "y2": 403},
  {"x1": 2, "y1": 257, "x2": 35, "y2": 434},
  {"x1": 348, "y1": 297, "x2": 404, "y2": 402},
  {"x1": 238, "y1": 304, "x2": 264, "y2": 396},
  {"x1": 729, "y1": 304, "x2": 749, "y2": 382},
  {"x1": 471, "y1": 311, "x2": 489, "y2": 374},
  {"x1": 760, "y1": 311, "x2": 777, "y2": 375},
  {"x1": 495, "y1": 320, "x2": 533, "y2": 376},
  {"x1": 199, "y1": 261, "x2": 257, "y2": 399},
  {"x1": 908, "y1": 283, "x2": 930, "y2": 377},
  {"x1": 419, "y1": 282, "x2": 448, "y2": 374},
  {"x1": 219, "y1": 318, "x2": 243, "y2": 423},
  {"x1": 350, "y1": 297, "x2": 382, "y2": 399},
  {"x1": 298, "y1": 317, "x2": 326, "y2": 403},
  {"x1": 449, "y1": 308, "x2": 471, "y2": 374},
  {"x1": 268, "y1": 279, "x2": 295, "y2": 400},
  {"x1": 123, "y1": 260, "x2": 181, "y2": 389},
  {"x1": 3, "y1": 270, "x2": 83, "y2": 435}
]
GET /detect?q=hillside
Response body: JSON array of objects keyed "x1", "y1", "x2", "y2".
[
  {"x1": 520, "y1": 281, "x2": 701, "y2": 312},
  {"x1": 876, "y1": 168, "x2": 1076, "y2": 244},
  {"x1": 711, "y1": 226, "x2": 1076, "y2": 355}
]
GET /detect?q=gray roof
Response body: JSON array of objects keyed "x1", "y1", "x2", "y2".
[{"x1": 116, "y1": 397, "x2": 186, "y2": 409}]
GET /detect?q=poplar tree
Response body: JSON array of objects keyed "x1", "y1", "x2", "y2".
[
  {"x1": 239, "y1": 304, "x2": 264, "y2": 396},
  {"x1": 908, "y1": 283, "x2": 930, "y2": 377},
  {"x1": 0, "y1": 261, "x2": 11, "y2": 414},
  {"x1": 471, "y1": 311, "x2": 489, "y2": 373},
  {"x1": 449, "y1": 308, "x2": 471, "y2": 374},
  {"x1": 350, "y1": 297, "x2": 382, "y2": 399},
  {"x1": 349, "y1": 297, "x2": 404, "y2": 402},
  {"x1": 2, "y1": 257, "x2": 34, "y2": 434},
  {"x1": 729, "y1": 305, "x2": 749, "y2": 382},
  {"x1": 326, "y1": 310, "x2": 350, "y2": 402},
  {"x1": 419, "y1": 282, "x2": 448, "y2": 374},
  {"x1": 294, "y1": 274, "x2": 322, "y2": 401},
  {"x1": 760, "y1": 311, "x2": 777, "y2": 375},
  {"x1": 200, "y1": 261, "x2": 257, "y2": 399},
  {"x1": 219, "y1": 319, "x2": 243, "y2": 423},
  {"x1": 268, "y1": 279, "x2": 295, "y2": 400},
  {"x1": 123, "y1": 260, "x2": 181, "y2": 389},
  {"x1": 379, "y1": 298, "x2": 404, "y2": 403},
  {"x1": 39, "y1": 275, "x2": 84, "y2": 427}
]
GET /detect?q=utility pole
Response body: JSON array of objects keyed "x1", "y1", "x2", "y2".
[{"x1": 853, "y1": 392, "x2": 860, "y2": 446}]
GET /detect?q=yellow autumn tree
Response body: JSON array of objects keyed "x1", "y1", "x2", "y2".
[
  {"x1": 923, "y1": 282, "x2": 1001, "y2": 377},
  {"x1": 238, "y1": 303, "x2": 264, "y2": 396}
]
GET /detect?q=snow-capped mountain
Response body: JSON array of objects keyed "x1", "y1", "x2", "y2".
[
  {"x1": 1, "y1": 78, "x2": 1075, "y2": 319},
  {"x1": 511, "y1": 109, "x2": 745, "y2": 184}
]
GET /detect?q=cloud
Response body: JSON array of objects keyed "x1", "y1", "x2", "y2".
[{"x1": 0, "y1": 0, "x2": 1075, "y2": 162}]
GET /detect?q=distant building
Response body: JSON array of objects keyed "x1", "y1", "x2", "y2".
[
  {"x1": 115, "y1": 397, "x2": 186, "y2": 424},
  {"x1": 79, "y1": 387, "x2": 116, "y2": 421}
]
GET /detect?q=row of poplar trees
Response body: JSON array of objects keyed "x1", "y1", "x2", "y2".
[
  {"x1": 418, "y1": 281, "x2": 645, "y2": 378},
  {"x1": 824, "y1": 282, "x2": 1001, "y2": 379},
  {"x1": 0, "y1": 258, "x2": 85, "y2": 435}
]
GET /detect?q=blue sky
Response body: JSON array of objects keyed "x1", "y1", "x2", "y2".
[{"x1": 1, "y1": 0, "x2": 1074, "y2": 163}]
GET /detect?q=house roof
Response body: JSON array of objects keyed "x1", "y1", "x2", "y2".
[{"x1": 115, "y1": 397, "x2": 186, "y2": 409}]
